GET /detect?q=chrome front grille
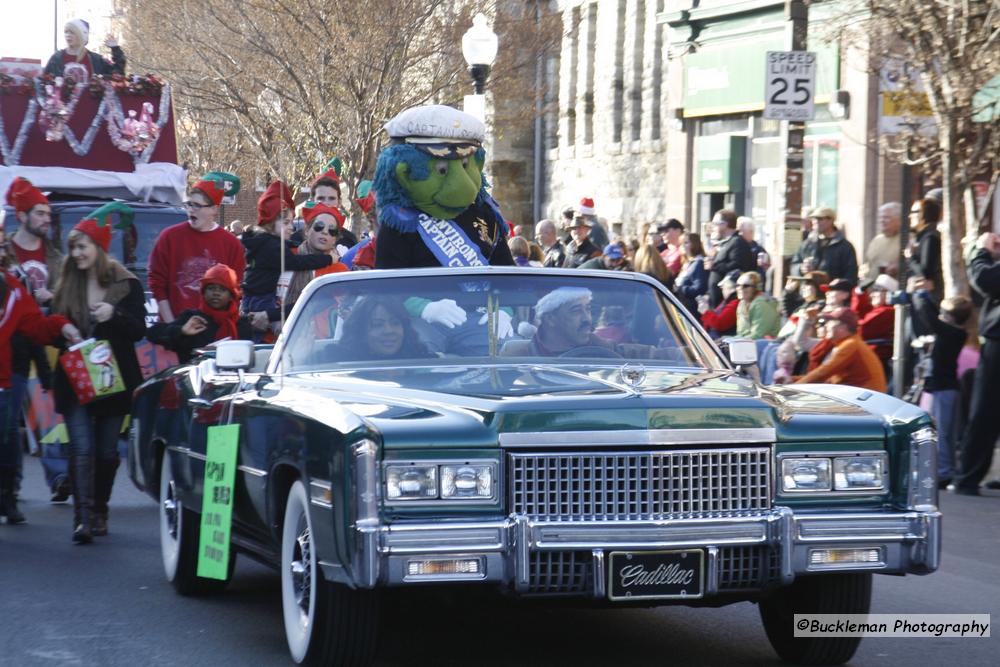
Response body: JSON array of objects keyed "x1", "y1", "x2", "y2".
[
  {"x1": 509, "y1": 448, "x2": 771, "y2": 520},
  {"x1": 717, "y1": 546, "x2": 782, "y2": 590},
  {"x1": 527, "y1": 551, "x2": 592, "y2": 595}
]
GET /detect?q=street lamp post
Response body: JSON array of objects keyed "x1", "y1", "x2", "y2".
[{"x1": 461, "y1": 13, "x2": 498, "y2": 122}]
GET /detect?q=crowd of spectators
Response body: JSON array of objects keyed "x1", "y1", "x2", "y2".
[{"x1": 516, "y1": 193, "x2": 1000, "y2": 496}]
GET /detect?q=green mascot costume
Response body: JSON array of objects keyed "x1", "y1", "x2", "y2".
[
  {"x1": 372, "y1": 104, "x2": 514, "y2": 343},
  {"x1": 373, "y1": 104, "x2": 513, "y2": 269}
]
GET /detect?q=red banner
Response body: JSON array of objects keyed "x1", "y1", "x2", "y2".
[{"x1": 0, "y1": 87, "x2": 178, "y2": 171}]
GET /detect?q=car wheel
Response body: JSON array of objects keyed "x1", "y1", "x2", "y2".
[
  {"x1": 281, "y1": 480, "x2": 378, "y2": 666},
  {"x1": 159, "y1": 452, "x2": 233, "y2": 596},
  {"x1": 759, "y1": 572, "x2": 872, "y2": 665}
]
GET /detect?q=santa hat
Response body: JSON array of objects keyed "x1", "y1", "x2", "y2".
[
  {"x1": 200, "y1": 263, "x2": 241, "y2": 299},
  {"x1": 257, "y1": 180, "x2": 295, "y2": 225},
  {"x1": 301, "y1": 201, "x2": 345, "y2": 228},
  {"x1": 534, "y1": 287, "x2": 592, "y2": 322},
  {"x1": 313, "y1": 157, "x2": 343, "y2": 186},
  {"x1": 65, "y1": 19, "x2": 90, "y2": 45},
  {"x1": 5, "y1": 177, "x2": 49, "y2": 214},
  {"x1": 579, "y1": 197, "x2": 595, "y2": 216},
  {"x1": 192, "y1": 171, "x2": 241, "y2": 206},
  {"x1": 354, "y1": 179, "x2": 375, "y2": 214},
  {"x1": 73, "y1": 202, "x2": 134, "y2": 252}
]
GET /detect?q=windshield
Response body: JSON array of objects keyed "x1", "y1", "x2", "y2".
[{"x1": 279, "y1": 273, "x2": 724, "y2": 371}]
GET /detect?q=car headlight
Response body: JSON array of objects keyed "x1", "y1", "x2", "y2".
[
  {"x1": 385, "y1": 465, "x2": 437, "y2": 501},
  {"x1": 441, "y1": 464, "x2": 494, "y2": 499},
  {"x1": 782, "y1": 458, "x2": 831, "y2": 492},
  {"x1": 834, "y1": 455, "x2": 885, "y2": 490}
]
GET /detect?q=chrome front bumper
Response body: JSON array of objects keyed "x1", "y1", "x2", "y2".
[{"x1": 324, "y1": 507, "x2": 941, "y2": 594}]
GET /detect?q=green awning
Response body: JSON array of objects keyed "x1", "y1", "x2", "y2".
[{"x1": 972, "y1": 73, "x2": 1000, "y2": 123}]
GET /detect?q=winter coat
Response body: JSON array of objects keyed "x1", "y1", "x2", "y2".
[
  {"x1": 147, "y1": 309, "x2": 255, "y2": 364},
  {"x1": 675, "y1": 255, "x2": 707, "y2": 313},
  {"x1": 241, "y1": 229, "x2": 333, "y2": 297},
  {"x1": 708, "y1": 234, "x2": 754, "y2": 307},
  {"x1": 790, "y1": 230, "x2": 858, "y2": 283},
  {"x1": 737, "y1": 294, "x2": 781, "y2": 339},
  {"x1": 44, "y1": 46, "x2": 126, "y2": 77},
  {"x1": 52, "y1": 266, "x2": 146, "y2": 417},
  {"x1": 969, "y1": 247, "x2": 1000, "y2": 341}
]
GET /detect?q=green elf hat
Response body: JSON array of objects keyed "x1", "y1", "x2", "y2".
[
  {"x1": 73, "y1": 201, "x2": 134, "y2": 252},
  {"x1": 313, "y1": 157, "x2": 343, "y2": 186},
  {"x1": 354, "y1": 179, "x2": 375, "y2": 214},
  {"x1": 192, "y1": 171, "x2": 241, "y2": 206}
]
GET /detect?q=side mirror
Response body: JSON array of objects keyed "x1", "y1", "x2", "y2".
[
  {"x1": 721, "y1": 337, "x2": 758, "y2": 367},
  {"x1": 214, "y1": 340, "x2": 255, "y2": 371}
]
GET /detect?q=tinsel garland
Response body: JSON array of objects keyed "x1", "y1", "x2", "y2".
[
  {"x1": 0, "y1": 99, "x2": 36, "y2": 165},
  {"x1": 103, "y1": 82, "x2": 172, "y2": 164},
  {"x1": 0, "y1": 79, "x2": 171, "y2": 166}
]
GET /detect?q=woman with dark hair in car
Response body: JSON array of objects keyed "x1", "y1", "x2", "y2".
[{"x1": 339, "y1": 297, "x2": 431, "y2": 361}]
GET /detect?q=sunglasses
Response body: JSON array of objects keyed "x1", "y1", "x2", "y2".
[
  {"x1": 312, "y1": 222, "x2": 338, "y2": 234},
  {"x1": 737, "y1": 283, "x2": 755, "y2": 288},
  {"x1": 183, "y1": 200, "x2": 213, "y2": 210}
]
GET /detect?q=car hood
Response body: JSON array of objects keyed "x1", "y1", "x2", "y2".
[{"x1": 288, "y1": 364, "x2": 898, "y2": 449}]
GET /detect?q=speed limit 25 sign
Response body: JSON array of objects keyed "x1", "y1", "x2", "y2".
[{"x1": 764, "y1": 51, "x2": 816, "y2": 121}]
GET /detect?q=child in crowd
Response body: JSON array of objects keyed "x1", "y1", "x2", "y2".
[{"x1": 148, "y1": 264, "x2": 253, "y2": 363}]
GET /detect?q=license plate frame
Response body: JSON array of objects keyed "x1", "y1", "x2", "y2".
[{"x1": 607, "y1": 549, "x2": 704, "y2": 601}]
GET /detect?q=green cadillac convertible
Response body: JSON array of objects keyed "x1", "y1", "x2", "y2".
[{"x1": 128, "y1": 267, "x2": 940, "y2": 666}]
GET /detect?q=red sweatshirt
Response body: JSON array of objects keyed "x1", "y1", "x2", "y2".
[
  {"x1": 148, "y1": 222, "x2": 246, "y2": 317},
  {"x1": 0, "y1": 273, "x2": 69, "y2": 389}
]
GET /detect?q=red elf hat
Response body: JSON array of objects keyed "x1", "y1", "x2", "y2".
[
  {"x1": 191, "y1": 171, "x2": 241, "y2": 206},
  {"x1": 301, "y1": 201, "x2": 345, "y2": 228},
  {"x1": 354, "y1": 179, "x2": 375, "y2": 214},
  {"x1": 5, "y1": 177, "x2": 49, "y2": 214},
  {"x1": 257, "y1": 180, "x2": 295, "y2": 225},
  {"x1": 312, "y1": 157, "x2": 343, "y2": 186},
  {"x1": 73, "y1": 202, "x2": 134, "y2": 252}
]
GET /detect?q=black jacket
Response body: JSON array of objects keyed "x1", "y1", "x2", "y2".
[
  {"x1": 791, "y1": 230, "x2": 859, "y2": 283},
  {"x1": 912, "y1": 290, "x2": 966, "y2": 391},
  {"x1": 147, "y1": 309, "x2": 254, "y2": 364},
  {"x1": 708, "y1": 234, "x2": 754, "y2": 307},
  {"x1": 53, "y1": 278, "x2": 146, "y2": 418},
  {"x1": 563, "y1": 238, "x2": 601, "y2": 269},
  {"x1": 375, "y1": 201, "x2": 514, "y2": 269},
  {"x1": 241, "y1": 229, "x2": 333, "y2": 297},
  {"x1": 969, "y1": 248, "x2": 1000, "y2": 341},
  {"x1": 909, "y1": 227, "x2": 943, "y2": 301},
  {"x1": 44, "y1": 46, "x2": 126, "y2": 77},
  {"x1": 542, "y1": 241, "x2": 567, "y2": 268}
]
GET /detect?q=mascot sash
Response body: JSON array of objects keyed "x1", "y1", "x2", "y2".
[{"x1": 416, "y1": 214, "x2": 488, "y2": 267}]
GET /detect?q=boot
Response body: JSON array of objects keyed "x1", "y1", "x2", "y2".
[
  {"x1": 91, "y1": 458, "x2": 120, "y2": 536},
  {"x1": 70, "y1": 455, "x2": 94, "y2": 544},
  {"x1": 0, "y1": 466, "x2": 26, "y2": 525}
]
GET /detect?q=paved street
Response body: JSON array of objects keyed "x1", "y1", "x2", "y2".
[{"x1": 2, "y1": 459, "x2": 998, "y2": 667}]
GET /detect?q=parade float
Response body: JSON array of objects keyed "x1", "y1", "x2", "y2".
[{"x1": 0, "y1": 58, "x2": 184, "y2": 202}]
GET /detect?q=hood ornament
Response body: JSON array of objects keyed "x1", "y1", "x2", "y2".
[{"x1": 619, "y1": 363, "x2": 647, "y2": 390}]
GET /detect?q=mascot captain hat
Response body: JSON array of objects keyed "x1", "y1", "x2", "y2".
[
  {"x1": 534, "y1": 287, "x2": 592, "y2": 324},
  {"x1": 384, "y1": 104, "x2": 485, "y2": 159}
]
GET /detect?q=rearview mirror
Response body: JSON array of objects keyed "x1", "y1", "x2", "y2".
[
  {"x1": 721, "y1": 337, "x2": 758, "y2": 367},
  {"x1": 215, "y1": 340, "x2": 255, "y2": 371}
]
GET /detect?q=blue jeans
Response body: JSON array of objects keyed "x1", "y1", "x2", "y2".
[
  {"x1": 923, "y1": 389, "x2": 960, "y2": 479},
  {"x1": 62, "y1": 401, "x2": 124, "y2": 463}
]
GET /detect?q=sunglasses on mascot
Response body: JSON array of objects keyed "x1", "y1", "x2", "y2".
[{"x1": 312, "y1": 222, "x2": 339, "y2": 234}]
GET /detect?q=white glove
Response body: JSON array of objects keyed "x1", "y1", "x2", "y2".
[
  {"x1": 479, "y1": 309, "x2": 513, "y2": 338},
  {"x1": 421, "y1": 299, "x2": 467, "y2": 328}
]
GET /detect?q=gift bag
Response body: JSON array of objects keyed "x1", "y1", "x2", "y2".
[{"x1": 59, "y1": 338, "x2": 126, "y2": 405}]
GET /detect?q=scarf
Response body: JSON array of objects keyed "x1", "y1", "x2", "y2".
[{"x1": 199, "y1": 297, "x2": 240, "y2": 342}]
